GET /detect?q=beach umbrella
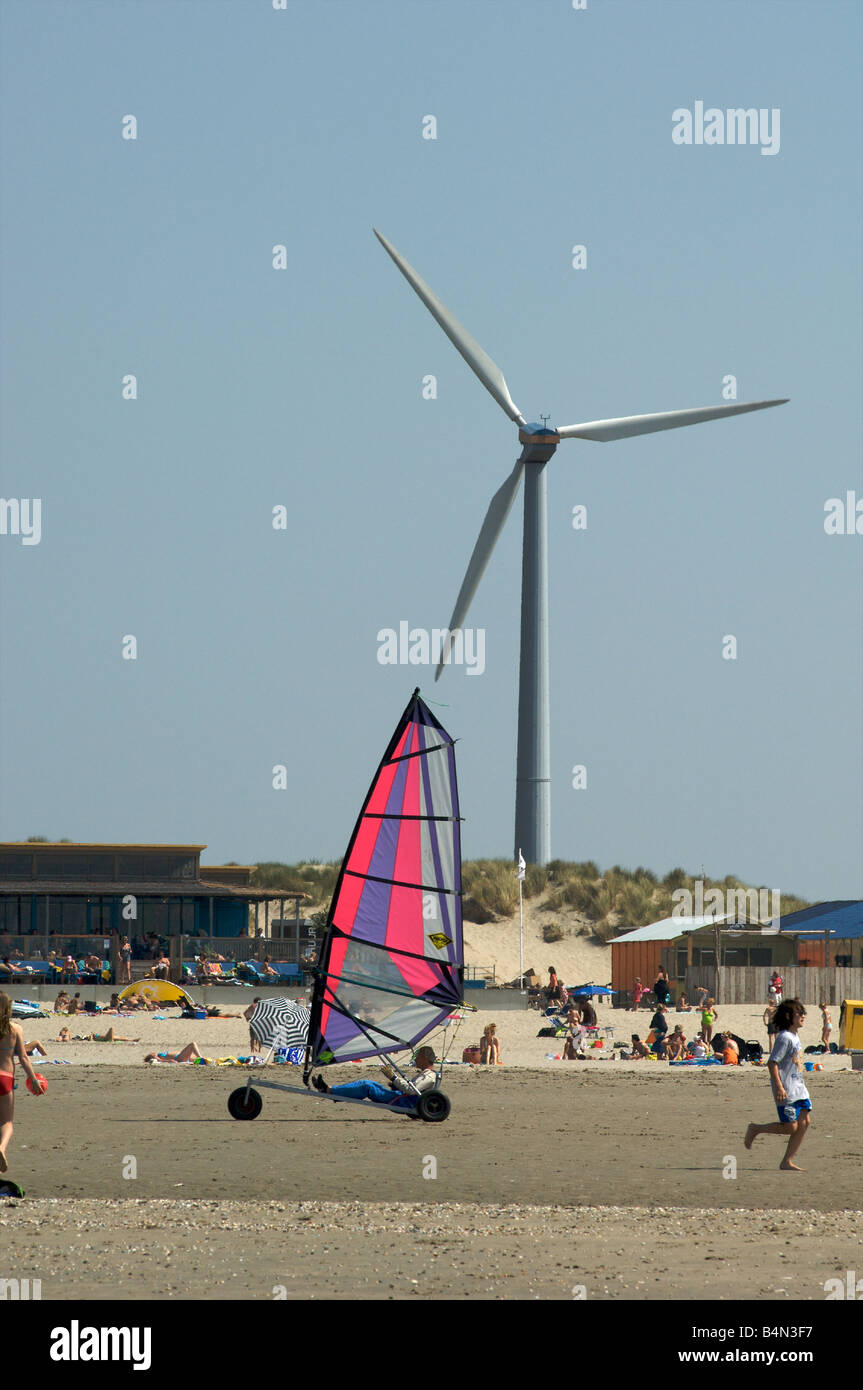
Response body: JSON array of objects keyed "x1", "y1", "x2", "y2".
[
  {"x1": 119, "y1": 980, "x2": 195, "y2": 1009},
  {"x1": 249, "y1": 997, "x2": 310, "y2": 1051},
  {"x1": 569, "y1": 985, "x2": 616, "y2": 998}
]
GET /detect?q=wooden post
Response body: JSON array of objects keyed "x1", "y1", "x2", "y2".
[
  {"x1": 109, "y1": 933, "x2": 121, "y2": 986},
  {"x1": 169, "y1": 934, "x2": 181, "y2": 985},
  {"x1": 713, "y1": 918, "x2": 722, "y2": 1002}
]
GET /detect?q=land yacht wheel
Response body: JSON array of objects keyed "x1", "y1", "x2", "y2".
[
  {"x1": 416, "y1": 1090, "x2": 451, "y2": 1123},
  {"x1": 228, "y1": 1086, "x2": 263, "y2": 1120}
]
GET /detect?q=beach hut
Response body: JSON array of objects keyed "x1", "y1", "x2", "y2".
[{"x1": 611, "y1": 915, "x2": 729, "y2": 1005}]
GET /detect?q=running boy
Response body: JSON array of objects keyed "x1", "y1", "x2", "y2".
[{"x1": 744, "y1": 999, "x2": 811, "y2": 1171}]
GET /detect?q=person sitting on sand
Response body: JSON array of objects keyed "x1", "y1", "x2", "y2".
[
  {"x1": 563, "y1": 1013, "x2": 587, "y2": 1060},
  {"x1": 53, "y1": 991, "x2": 71, "y2": 1014},
  {"x1": 67, "y1": 993, "x2": 82, "y2": 1016},
  {"x1": 480, "y1": 1022, "x2": 502, "y2": 1065},
  {"x1": 578, "y1": 997, "x2": 597, "y2": 1030},
  {"x1": 676, "y1": 994, "x2": 692, "y2": 1012},
  {"x1": 312, "y1": 1046, "x2": 437, "y2": 1111},
  {"x1": 145, "y1": 1042, "x2": 204, "y2": 1063},
  {"x1": 687, "y1": 1033, "x2": 708, "y2": 1059},
  {"x1": 24, "y1": 1040, "x2": 48, "y2": 1057},
  {"x1": 628, "y1": 1034, "x2": 650, "y2": 1060},
  {"x1": 649, "y1": 1003, "x2": 669, "y2": 1059},
  {"x1": 719, "y1": 1033, "x2": 739, "y2": 1065},
  {"x1": 666, "y1": 1025, "x2": 686, "y2": 1060},
  {"x1": 562, "y1": 1006, "x2": 586, "y2": 1059},
  {"x1": 152, "y1": 952, "x2": 170, "y2": 981}
]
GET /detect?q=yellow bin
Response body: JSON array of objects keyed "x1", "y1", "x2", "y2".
[{"x1": 838, "y1": 1000, "x2": 863, "y2": 1050}]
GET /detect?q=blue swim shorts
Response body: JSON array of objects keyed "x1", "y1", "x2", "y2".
[{"x1": 776, "y1": 1097, "x2": 812, "y2": 1124}]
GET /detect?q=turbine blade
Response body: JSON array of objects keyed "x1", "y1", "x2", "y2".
[
  {"x1": 556, "y1": 398, "x2": 789, "y2": 442},
  {"x1": 374, "y1": 229, "x2": 525, "y2": 427},
  {"x1": 435, "y1": 461, "x2": 525, "y2": 680}
]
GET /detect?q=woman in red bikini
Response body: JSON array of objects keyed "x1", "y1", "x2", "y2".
[{"x1": 0, "y1": 991, "x2": 46, "y2": 1173}]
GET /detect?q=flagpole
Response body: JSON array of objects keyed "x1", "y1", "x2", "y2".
[{"x1": 517, "y1": 848, "x2": 525, "y2": 995}]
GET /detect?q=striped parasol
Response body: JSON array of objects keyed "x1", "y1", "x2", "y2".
[{"x1": 249, "y1": 998, "x2": 311, "y2": 1051}]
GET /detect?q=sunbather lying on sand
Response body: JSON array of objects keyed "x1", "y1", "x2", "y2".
[
  {"x1": 55, "y1": 1026, "x2": 139, "y2": 1042},
  {"x1": 144, "y1": 1042, "x2": 203, "y2": 1063},
  {"x1": 24, "y1": 1041, "x2": 47, "y2": 1057}
]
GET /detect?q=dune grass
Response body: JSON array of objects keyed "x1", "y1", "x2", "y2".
[{"x1": 249, "y1": 857, "x2": 809, "y2": 935}]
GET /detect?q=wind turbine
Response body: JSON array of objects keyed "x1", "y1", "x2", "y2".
[{"x1": 374, "y1": 229, "x2": 787, "y2": 867}]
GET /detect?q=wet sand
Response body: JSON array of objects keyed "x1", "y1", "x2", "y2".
[{"x1": 1, "y1": 1064, "x2": 860, "y2": 1300}]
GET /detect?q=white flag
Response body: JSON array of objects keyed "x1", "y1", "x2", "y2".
[{"x1": 516, "y1": 851, "x2": 526, "y2": 882}]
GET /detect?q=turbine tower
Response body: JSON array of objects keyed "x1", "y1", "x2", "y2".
[{"x1": 375, "y1": 229, "x2": 787, "y2": 866}]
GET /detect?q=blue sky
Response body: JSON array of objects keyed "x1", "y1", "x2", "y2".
[{"x1": 1, "y1": 0, "x2": 861, "y2": 900}]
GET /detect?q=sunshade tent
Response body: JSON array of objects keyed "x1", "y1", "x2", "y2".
[
  {"x1": 119, "y1": 980, "x2": 196, "y2": 1008},
  {"x1": 249, "y1": 998, "x2": 310, "y2": 1051}
]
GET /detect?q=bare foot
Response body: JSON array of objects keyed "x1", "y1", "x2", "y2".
[
  {"x1": 744, "y1": 1124, "x2": 758, "y2": 1149},
  {"x1": 780, "y1": 1160, "x2": 804, "y2": 1171},
  {"x1": 0, "y1": 1149, "x2": 7, "y2": 1173}
]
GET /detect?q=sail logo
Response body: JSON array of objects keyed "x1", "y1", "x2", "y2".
[
  {"x1": 49, "y1": 1321, "x2": 152, "y2": 1370},
  {"x1": 377, "y1": 622, "x2": 485, "y2": 676},
  {"x1": 672, "y1": 102, "x2": 780, "y2": 156},
  {"x1": 672, "y1": 880, "x2": 781, "y2": 928}
]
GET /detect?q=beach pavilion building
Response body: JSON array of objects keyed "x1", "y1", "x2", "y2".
[
  {"x1": 612, "y1": 901, "x2": 863, "y2": 1006},
  {"x1": 0, "y1": 841, "x2": 307, "y2": 980}
]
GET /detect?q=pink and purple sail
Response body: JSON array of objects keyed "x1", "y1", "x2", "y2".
[{"x1": 305, "y1": 691, "x2": 463, "y2": 1073}]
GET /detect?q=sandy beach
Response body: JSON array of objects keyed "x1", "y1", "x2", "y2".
[
  {"x1": 3, "y1": 998, "x2": 862, "y2": 1301},
  {"x1": 15, "y1": 992, "x2": 851, "y2": 1072},
  {"x1": 4, "y1": 921, "x2": 860, "y2": 1303}
]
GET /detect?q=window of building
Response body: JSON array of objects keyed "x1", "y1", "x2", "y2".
[
  {"x1": 117, "y1": 855, "x2": 196, "y2": 881},
  {"x1": 748, "y1": 948, "x2": 773, "y2": 967},
  {"x1": 0, "y1": 853, "x2": 32, "y2": 879}
]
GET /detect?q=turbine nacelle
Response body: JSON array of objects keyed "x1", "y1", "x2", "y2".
[{"x1": 518, "y1": 423, "x2": 560, "y2": 463}]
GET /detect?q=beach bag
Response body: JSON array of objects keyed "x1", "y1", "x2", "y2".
[
  {"x1": 744, "y1": 1039, "x2": 763, "y2": 1063},
  {"x1": 462, "y1": 1045, "x2": 481, "y2": 1063}
]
